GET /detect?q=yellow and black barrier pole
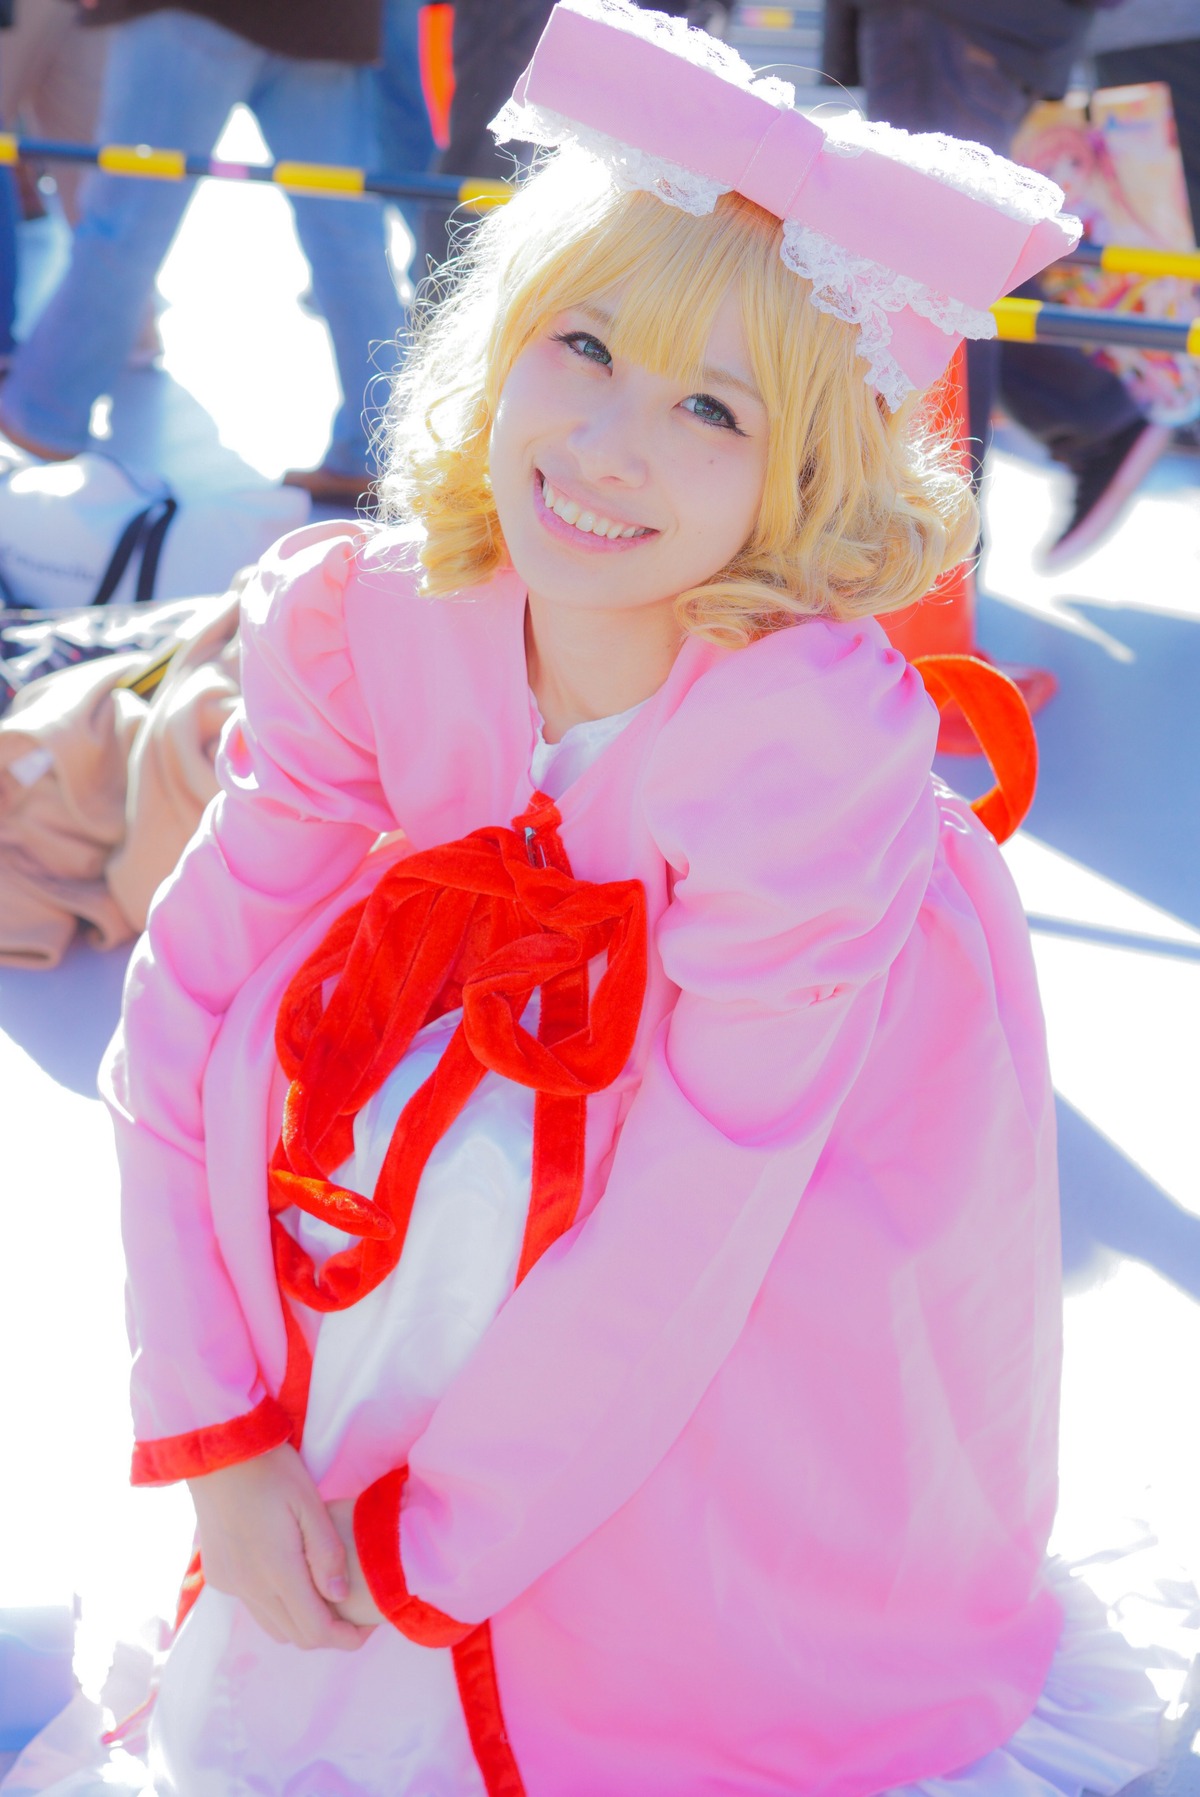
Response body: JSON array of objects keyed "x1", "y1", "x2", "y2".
[
  {"x1": 1065, "y1": 242, "x2": 1200, "y2": 284},
  {"x1": 992, "y1": 296, "x2": 1200, "y2": 358},
  {"x1": 3, "y1": 135, "x2": 1198, "y2": 354},
  {"x1": 0, "y1": 133, "x2": 511, "y2": 211}
]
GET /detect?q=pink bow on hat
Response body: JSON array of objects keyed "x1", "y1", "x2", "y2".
[{"x1": 491, "y1": 0, "x2": 1082, "y2": 407}]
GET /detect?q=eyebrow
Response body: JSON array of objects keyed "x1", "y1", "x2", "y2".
[{"x1": 575, "y1": 301, "x2": 764, "y2": 407}]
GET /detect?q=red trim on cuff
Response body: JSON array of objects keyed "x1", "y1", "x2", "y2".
[
  {"x1": 354, "y1": 1465, "x2": 474, "y2": 1647},
  {"x1": 131, "y1": 1394, "x2": 293, "y2": 1485}
]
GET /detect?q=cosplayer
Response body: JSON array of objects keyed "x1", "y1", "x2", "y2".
[{"x1": 94, "y1": 2, "x2": 1162, "y2": 1792}]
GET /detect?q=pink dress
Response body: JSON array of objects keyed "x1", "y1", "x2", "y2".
[{"x1": 102, "y1": 521, "x2": 1160, "y2": 1796}]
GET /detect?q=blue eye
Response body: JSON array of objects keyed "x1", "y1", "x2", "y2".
[
  {"x1": 683, "y1": 391, "x2": 741, "y2": 433},
  {"x1": 554, "y1": 330, "x2": 612, "y2": 367}
]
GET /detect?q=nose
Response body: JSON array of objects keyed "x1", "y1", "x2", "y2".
[{"x1": 566, "y1": 388, "x2": 649, "y2": 489}]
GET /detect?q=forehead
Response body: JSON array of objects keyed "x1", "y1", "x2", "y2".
[{"x1": 497, "y1": 169, "x2": 787, "y2": 396}]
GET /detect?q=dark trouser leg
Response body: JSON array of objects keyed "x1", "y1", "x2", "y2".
[
  {"x1": 858, "y1": 7, "x2": 1028, "y2": 476},
  {"x1": 418, "y1": 0, "x2": 553, "y2": 273},
  {"x1": 857, "y1": 4, "x2": 1140, "y2": 472},
  {"x1": 999, "y1": 321, "x2": 1144, "y2": 470}
]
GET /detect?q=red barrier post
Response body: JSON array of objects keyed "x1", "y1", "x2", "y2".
[{"x1": 881, "y1": 344, "x2": 1057, "y2": 754}]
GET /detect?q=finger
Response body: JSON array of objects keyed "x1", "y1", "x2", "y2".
[
  {"x1": 295, "y1": 1494, "x2": 350, "y2": 1604},
  {"x1": 281, "y1": 1591, "x2": 367, "y2": 1652},
  {"x1": 323, "y1": 1614, "x2": 375, "y2": 1652},
  {"x1": 285, "y1": 1571, "x2": 373, "y2": 1652},
  {"x1": 275, "y1": 1548, "x2": 356, "y2": 1651}
]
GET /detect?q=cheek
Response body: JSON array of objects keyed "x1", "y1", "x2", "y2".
[
  {"x1": 681, "y1": 447, "x2": 767, "y2": 557},
  {"x1": 490, "y1": 378, "x2": 533, "y2": 473},
  {"x1": 493, "y1": 347, "x2": 568, "y2": 452}
]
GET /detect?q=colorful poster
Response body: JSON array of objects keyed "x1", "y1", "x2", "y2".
[{"x1": 1013, "y1": 82, "x2": 1200, "y2": 425}]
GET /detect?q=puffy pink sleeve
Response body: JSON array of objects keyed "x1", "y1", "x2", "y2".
[
  {"x1": 102, "y1": 522, "x2": 395, "y2": 1483},
  {"x1": 356, "y1": 622, "x2": 941, "y2": 1636}
]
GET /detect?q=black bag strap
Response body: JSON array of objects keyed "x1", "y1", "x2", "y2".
[
  {"x1": 89, "y1": 490, "x2": 178, "y2": 607},
  {"x1": 90, "y1": 504, "x2": 155, "y2": 607},
  {"x1": 134, "y1": 496, "x2": 178, "y2": 605}
]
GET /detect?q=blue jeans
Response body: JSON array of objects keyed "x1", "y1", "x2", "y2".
[
  {"x1": 2, "y1": 9, "x2": 404, "y2": 473},
  {"x1": 0, "y1": 170, "x2": 17, "y2": 357},
  {"x1": 371, "y1": 0, "x2": 436, "y2": 263}
]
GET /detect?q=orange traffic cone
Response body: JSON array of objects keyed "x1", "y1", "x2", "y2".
[{"x1": 881, "y1": 344, "x2": 1057, "y2": 755}]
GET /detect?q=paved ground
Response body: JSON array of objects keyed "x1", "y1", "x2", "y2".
[{"x1": 0, "y1": 98, "x2": 1198, "y2": 1780}]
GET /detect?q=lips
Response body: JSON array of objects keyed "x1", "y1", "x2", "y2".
[{"x1": 539, "y1": 474, "x2": 651, "y2": 541}]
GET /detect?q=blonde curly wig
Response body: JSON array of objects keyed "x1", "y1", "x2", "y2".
[{"x1": 377, "y1": 146, "x2": 978, "y2": 647}]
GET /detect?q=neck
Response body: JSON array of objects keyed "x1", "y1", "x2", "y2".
[{"x1": 525, "y1": 590, "x2": 684, "y2": 744}]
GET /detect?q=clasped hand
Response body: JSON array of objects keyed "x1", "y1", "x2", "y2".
[{"x1": 188, "y1": 1443, "x2": 384, "y2": 1650}]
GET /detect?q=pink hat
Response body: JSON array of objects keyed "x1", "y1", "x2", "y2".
[{"x1": 491, "y1": 0, "x2": 1081, "y2": 407}]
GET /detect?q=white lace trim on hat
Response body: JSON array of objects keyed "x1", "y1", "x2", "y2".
[
  {"x1": 489, "y1": 0, "x2": 1078, "y2": 407},
  {"x1": 491, "y1": 97, "x2": 734, "y2": 216},
  {"x1": 781, "y1": 221, "x2": 998, "y2": 410},
  {"x1": 490, "y1": 0, "x2": 794, "y2": 216}
]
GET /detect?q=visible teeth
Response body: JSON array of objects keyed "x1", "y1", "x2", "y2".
[
  {"x1": 542, "y1": 478, "x2": 580, "y2": 524},
  {"x1": 542, "y1": 475, "x2": 645, "y2": 541}
]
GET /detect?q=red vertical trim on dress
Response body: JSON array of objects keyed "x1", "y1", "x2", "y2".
[
  {"x1": 454, "y1": 1625, "x2": 528, "y2": 1797},
  {"x1": 262, "y1": 794, "x2": 647, "y2": 1797},
  {"x1": 162, "y1": 801, "x2": 645, "y2": 1793}
]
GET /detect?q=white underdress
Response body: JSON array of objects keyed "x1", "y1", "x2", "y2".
[
  {"x1": 2, "y1": 699, "x2": 1164, "y2": 1796},
  {"x1": 150, "y1": 697, "x2": 648, "y2": 1797}
]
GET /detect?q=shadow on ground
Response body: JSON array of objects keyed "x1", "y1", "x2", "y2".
[
  {"x1": 1058, "y1": 1095, "x2": 1200, "y2": 1302},
  {"x1": 974, "y1": 594, "x2": 1200, "y2": 929},
  {"x1": 0, "y1": 942, "x2": 131, "y2": 1097}
]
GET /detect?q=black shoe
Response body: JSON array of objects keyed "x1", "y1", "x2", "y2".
[{"x1": 1041, "y1": 418, "x2": 1170, "y2": 570}]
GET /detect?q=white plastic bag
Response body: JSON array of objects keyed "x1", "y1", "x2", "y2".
[
  {"x1": 0, "y1": 453, "x2": 177, "y2": 611},
  {"x1": 0, "y1": 451, "x2": 313, "y2": 613}
]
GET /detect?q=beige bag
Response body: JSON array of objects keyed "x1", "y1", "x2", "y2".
[{"x1": 0, "y1": 588, "x2": 241, "y2": 969}]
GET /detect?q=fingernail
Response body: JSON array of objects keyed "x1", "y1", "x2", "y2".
[{"x1": 329, "y1": 1577, "x2": 349, "y2": 1600}]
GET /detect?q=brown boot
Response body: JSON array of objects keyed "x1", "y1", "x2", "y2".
[{"x1": 0, "y1": 408, "x2": 76, "y2": 462}]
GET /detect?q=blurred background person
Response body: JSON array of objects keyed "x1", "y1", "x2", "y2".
[
  {"x1": 1088, "y1": 3, "x2": 1200, "y2": 461},
  {"x1": 0, "y1": 0, "x2": 403, "y2": 505},
  {"x1": 371, "y1": 0, "x2": 437, "y2": 296},
  {"x1": 1, "y1": 0, "x2": 109, "y2": 228},
  {"x1": 0, "y1": 0, "x2": 17, "y2": 375},
  {"x1": 419, "y1": 0, "x2": 728, "y2": 273},
  {"x1": 822, "y1": 0, "x2": 1175, "y2": 564}
]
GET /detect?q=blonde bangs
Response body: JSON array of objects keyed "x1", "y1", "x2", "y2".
[{"x1": 378, "y1": 146, "x2": 977, "y2": 643}]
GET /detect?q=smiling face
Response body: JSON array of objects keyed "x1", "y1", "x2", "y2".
[
  {"x1": 383, "y1": 152, "x2": 972, "y2": 648},
  {"x1": 489, "y1": 287, "x2": 769, "y2": 628}
]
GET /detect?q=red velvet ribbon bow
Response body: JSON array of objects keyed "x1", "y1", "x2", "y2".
[{"x1": 267, "y1": 793, "x2": 647, "y2": 1429}]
